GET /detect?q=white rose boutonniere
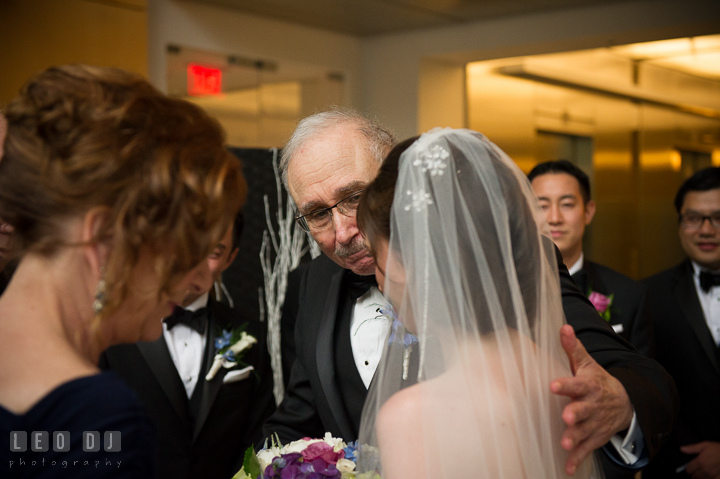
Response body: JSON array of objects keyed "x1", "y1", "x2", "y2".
[{"x1": 206, "y1": 327, "x2": 257, "y2": 381}]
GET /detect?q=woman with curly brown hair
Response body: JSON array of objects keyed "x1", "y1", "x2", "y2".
[{"x1": 0, "y1": 64, "x2": 245, "y2": 478}]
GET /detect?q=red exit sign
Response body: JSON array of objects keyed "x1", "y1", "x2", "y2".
[{"x1": 187, "y1": 64, "x2": 222, "y2": 96}]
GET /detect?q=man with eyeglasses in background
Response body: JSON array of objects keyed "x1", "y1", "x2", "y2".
[{"x1": 644, "y1": 167, "x2": 720, "y2": 479}]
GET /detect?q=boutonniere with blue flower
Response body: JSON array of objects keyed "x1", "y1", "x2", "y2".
[
  {"x1": 206, "y1": 326, "x2": 257, "y2": 381},
  {"x1": 372, "y1": 303, "x2": 418, "y2": 380}
]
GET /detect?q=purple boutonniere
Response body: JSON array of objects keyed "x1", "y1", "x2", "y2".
[{"x1": 588, "y1": 291, "x2": 614, "y2": 322}]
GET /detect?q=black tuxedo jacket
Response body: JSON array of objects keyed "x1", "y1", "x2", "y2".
[
  {"x1": 643, "y1": 260, "x2": 720, "y2": 478},
  {"x1": 280, "y1": 262, "x2": 310, "y2": 388},
  {"x1": 573, "y1": 260, "x2": 654, "y2": 357},
  {"x1": 100, "y1": 297, "x2": 275, "y2": 479},
  {"x1": 264, "y1": 245, "x2": 679, "y2": 465}
]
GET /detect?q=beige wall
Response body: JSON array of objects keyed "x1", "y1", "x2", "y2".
[
  {"x1": 146, "y1": 0, "x2": 718, "y2": 142},
  {"x1": 0, "y1": 0, "x2": 147, "y2": 107},
  {"x1": 147, "y1": 0, "x2": 362, "y2": 107},
  {"x1": 360, "y1": 0, "x2": 720, "y2": 139},
  {"x1": 466, "y1": 47, "x2": 720, "y2": 278}
]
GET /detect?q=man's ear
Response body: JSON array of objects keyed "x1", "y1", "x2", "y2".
[
  {"x1": 81, "y1": 207, "x2": 112, "y2": 275},
  {"x1": 220, "y1": 247, "x2": 239, "y2": 274},
  {"x1": 584, "y1": 200, "x2": 596, "y2": 226}
]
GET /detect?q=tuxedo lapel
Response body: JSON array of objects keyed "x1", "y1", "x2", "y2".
[
  {"x1": 137, "y1": 338, "x2": 190, "y2": 425},
  {"x1": 673, "y1": 261, "x2": 720, "y2": 374},
  {"x1": 581, "y1": 261, "x2": 609, "y2": 295},
  {"x1": 316, "y1": 267, "x2": 355, "y2": 440},
  {"x1": 193, "y1": 298, "x2": 232, "y2": 442},
  {"x1": 572, "y1": 269, "x2": 588, "y2": 296}
]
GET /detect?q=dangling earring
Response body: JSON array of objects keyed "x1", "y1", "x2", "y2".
[{"x1": 93, "y1": 267, "x2": 106, "y2": 315}]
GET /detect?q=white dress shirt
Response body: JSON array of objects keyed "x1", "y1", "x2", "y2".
[
  {"x1": 691, "y1": 261, "x2": 720, "y2": 346},
  {"x1": 349, "y1": 286, "x2": 391, "y2": 389},
  {"x1": 163, "y1": 292, "x2": 209, "y2": 398},
  {"x1": 568, "y1": 253, "x2": 584, "y2": 276}
]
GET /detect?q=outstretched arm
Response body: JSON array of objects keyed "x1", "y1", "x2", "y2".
[
  {"x1": 552, "y1": 241, "x2": 679, "y2": 475},
  {"x1": 552, "y1": 325, "x2": 634, "y2": 475}
]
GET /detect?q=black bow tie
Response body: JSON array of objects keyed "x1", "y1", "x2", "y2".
[
  {"x1": 346, "y1": 272, "x2": 378, "y2": 300},
  {"x1": 164, "y1": 306, "x2": 208, "y2": 333},
  {"x1": 700, "y1": 270, "x2": 720, "y2": 293}
]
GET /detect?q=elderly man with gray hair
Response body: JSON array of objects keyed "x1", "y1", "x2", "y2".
[{"x1": 262, "y1": 108, "x2": 678, "y2": 477}]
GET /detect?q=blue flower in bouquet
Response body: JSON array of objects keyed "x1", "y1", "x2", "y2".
[
  {"x1": 262, "y1": 451, "x2": 343, "y2": 479},
  {"x1": 222, "y1": 349, "x2": 236, "y2": 362},
  {"x1": 246, "y1": 434, "x2": 356, "y2": 479},
  {"x1": 342, "y1": 441, "x2": 358, "y2": 461}
]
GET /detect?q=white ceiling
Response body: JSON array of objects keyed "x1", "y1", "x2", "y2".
[{"x1": 180, "y1": 0, "x2": 637, "y2": 36}]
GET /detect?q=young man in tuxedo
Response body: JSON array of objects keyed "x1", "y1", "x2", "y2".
[
  {"x1": 100, "y1": 213, "x2": 275, "y2": 479},
  {"x1": 263, "y1": 109, "x2": 678, "y2": 476},
  {"x1": 643, "y1": 167, "x2": 720, "y2": 479},
  {"x1": 529, "y1": 160, "x2": 653, "y2": 357}
]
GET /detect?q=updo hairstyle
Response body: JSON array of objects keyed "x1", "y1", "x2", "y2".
[{"x1": 0, "y1": 64, "x2": 246, "y2": 315}]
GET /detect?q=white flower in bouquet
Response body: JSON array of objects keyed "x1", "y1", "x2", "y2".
[
  {"x1": 236, "y1": 434, "x2": 368, "y2": 479},
  {"x1": 256, "y1": 446, "x2": 282, "y2": 471},
  {"x1": 322, "y1": 432, "x2": 346, "y2": 451},
  {"x1": 336, "y1": 458, "x2": 356, "y2": 473},
  {"x1": 282, "y1": 438, "x2": 316, "y2": 454}
]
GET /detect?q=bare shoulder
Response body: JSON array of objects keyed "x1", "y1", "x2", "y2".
[
  {"x1": 376, "y1": 385, "x2": 426, "y2": 479},
  {"x1": 377, "y1": 384, "x2": 422, "y2": 432}
]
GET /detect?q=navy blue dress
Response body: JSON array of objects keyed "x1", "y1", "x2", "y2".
[{"x1": 1, "y1": 372, "x2": 154, "y2": 478}]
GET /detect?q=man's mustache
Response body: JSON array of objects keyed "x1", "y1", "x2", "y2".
[{"x1": 335, "y1": 237, "x2": 366, "y2": 258}]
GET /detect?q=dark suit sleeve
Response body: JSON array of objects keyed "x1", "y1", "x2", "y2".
[
  {"x1": 240, "y1": 319, "x2": 277, "y2": 449},
  {"x1": 556, "y1": 245, "x2": 679, "y2": 462},
  {"x1": 262, "y1": 263, "x2": 326, "y2": 444},
  {"x1": 262, "y1": 357, "x2": 326, "y2": 444},
  {"x1": 628, "y1": 288, "x2": 655, "y2": 358}
]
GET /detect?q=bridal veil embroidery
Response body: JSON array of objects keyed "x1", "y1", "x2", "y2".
[{"x1": 356, "y1": 128, "x2": 603, "y2": 479}]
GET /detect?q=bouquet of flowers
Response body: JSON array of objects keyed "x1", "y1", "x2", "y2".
[{"x1": 233, "y1": 433, "x2": 380, "y2": 479}]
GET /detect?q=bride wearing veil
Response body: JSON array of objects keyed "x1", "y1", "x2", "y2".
[{"x1": 355, "y1": 128, "x2": 602, "y2": 479}]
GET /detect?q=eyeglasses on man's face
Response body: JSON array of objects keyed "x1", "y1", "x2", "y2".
[
  {"x1": 295, "y1": 190, "x2": 364, "y2": 233},
  {"x1": 680, "y1": 212, "x2": 720, "y2": 230}
]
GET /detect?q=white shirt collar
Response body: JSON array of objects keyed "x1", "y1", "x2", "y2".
[
  {"x1": 690, "y1": 261, "x2": 720, "y2": 277},
  {"x1": 567, "y1": 252, "x2": 584, "y2": 276},
  {"x1": 184, "y1": 291, "x2": 209, "y2": 312}
]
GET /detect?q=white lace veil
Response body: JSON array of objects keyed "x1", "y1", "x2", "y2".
[{"x1": 356, "y1": 129, "x2": 601, "y2": 479}]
